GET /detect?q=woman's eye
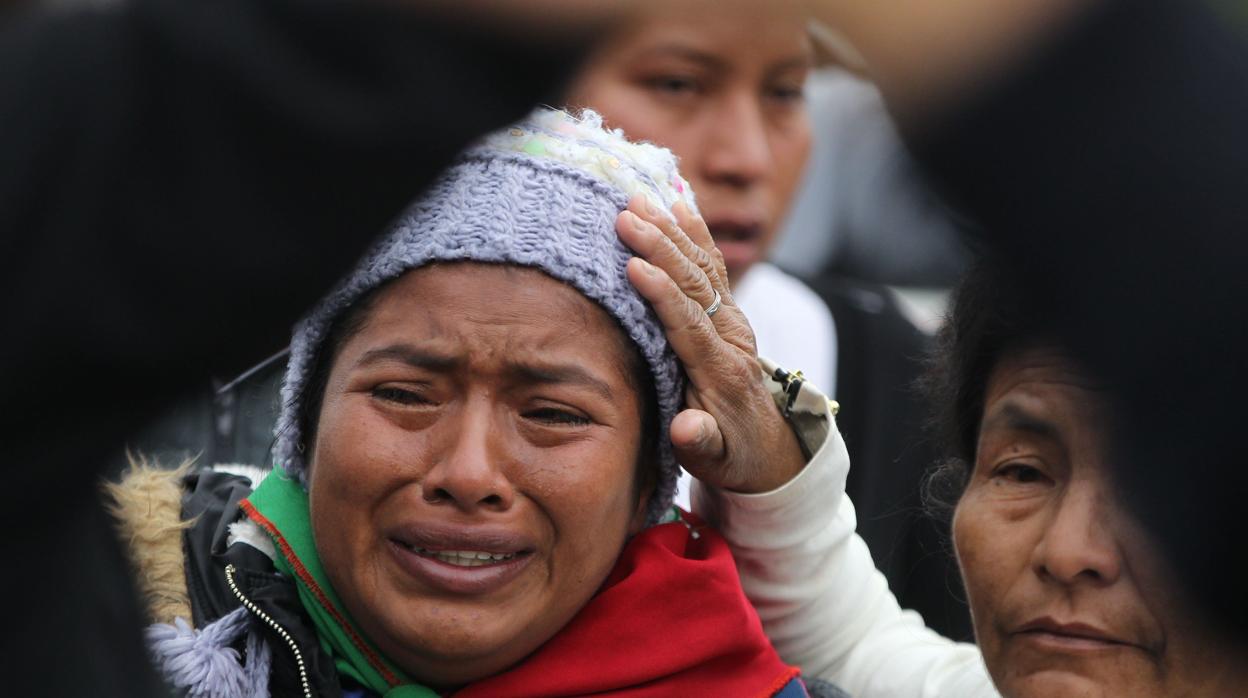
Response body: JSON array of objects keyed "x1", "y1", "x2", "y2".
[
  {"x1": 765, "y1": 84, "x2": 806, "y2": 104},
  {"x1": 993, "y1": 462, "x2": 1050, "y2": 486},
  {"x1": 525, "y1": 408, "x2": 591, "y2": 427},
  {"x1": 644, "y1": 75, "x2": 701, "y2": 97},
  {"x1": 372, "y1": 386, "x2": 431, "y2": 406}
]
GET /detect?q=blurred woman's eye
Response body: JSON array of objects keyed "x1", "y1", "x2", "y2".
[
  {"x1": 644, "y1": 74, "x2": 702, "y2": 98},
  {"x1": 524, "y1": 407, "x2": 591, "y2": 427},
  {"x1": 765, "y1": 82, "x2": 806, "y2": 105},
  {"x1": 372, "y1": 386, "x2": 432, "y2": 406}
]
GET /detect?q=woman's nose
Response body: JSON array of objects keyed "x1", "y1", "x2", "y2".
[
  {"x1": 420, "y1": 405, "x2": 515, "y2": 514},
  {"x1": 700, "y1": 92, "x2": 772, "y2": 189},
  {"x1": 1032, "y1": 480, "x2": 1123, "y2": 586}
]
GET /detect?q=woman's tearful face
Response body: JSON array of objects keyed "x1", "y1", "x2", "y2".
[
  {"x1": 307, "y1": 262, "x2": 650, "y2": 688},
  {"x1": 954, "y1": 348, "x2": 1246, "y2": 697}
]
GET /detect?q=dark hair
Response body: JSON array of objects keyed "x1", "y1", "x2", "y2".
[
  {"x1": 294, "y1": 271, "x2": 661, "y2": 497},
  {"x1": 297, "y1": 284, "x2": 385, "y2": 458},
  {"x1": 919, "y1": 255, "x2": 1043, "y2": 521}
]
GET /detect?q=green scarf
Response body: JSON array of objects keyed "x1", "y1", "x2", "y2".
[{"x1": 242, "y1": 470, "x2": 436, "y2": 698}]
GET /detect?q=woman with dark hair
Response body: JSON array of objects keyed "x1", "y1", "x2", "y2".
[{"x1": 918, "y1": 258, "x2": 1248, "y2": 697}]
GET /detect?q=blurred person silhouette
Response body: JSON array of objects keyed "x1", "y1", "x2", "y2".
[
  {"x1": 568, "y1": 4, "x2": 972, "y2": 639},
  {"x1": 0, "y1": 1, "x2": 677, "y2": 695}
]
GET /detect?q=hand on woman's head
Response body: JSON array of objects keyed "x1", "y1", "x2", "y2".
[{"x1": 617, "y1": 197, "x2": 806, "y2": 493}]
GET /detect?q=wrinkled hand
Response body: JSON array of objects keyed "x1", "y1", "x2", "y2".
[{"x1": 617, "y1": 197, "x2": 806, "y2": 493}]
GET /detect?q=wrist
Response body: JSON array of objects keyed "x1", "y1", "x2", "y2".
[{"x1": 724, "y1": 359, "x2": 834, "y2": 493}]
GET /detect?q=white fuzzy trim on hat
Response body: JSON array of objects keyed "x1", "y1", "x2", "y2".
[{"x1": 480, "y1": 108, "x2": 698, "y2": 219}]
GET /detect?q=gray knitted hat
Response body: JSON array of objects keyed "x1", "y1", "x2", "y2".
[{"x1": 273, "y1": 108, "x2": 697, "y2": 524}]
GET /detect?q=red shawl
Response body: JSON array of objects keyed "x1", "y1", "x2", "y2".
[{"x1": 453, "y1": 512, "x2": 801, "y2": 698}]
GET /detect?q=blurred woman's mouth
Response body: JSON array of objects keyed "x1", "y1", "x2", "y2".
[{"x1": 707, "y1": 220, "x2": 766, "y2": 279}]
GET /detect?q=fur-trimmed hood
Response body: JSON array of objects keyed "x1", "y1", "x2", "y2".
[
  {"x1": 105, "y1": 462, "x2": 341, "y2": 697},
  {"x1": 104, "y1": 458, "x2": 195, "y2": 626}
]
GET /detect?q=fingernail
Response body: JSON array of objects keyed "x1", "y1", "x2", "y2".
[
  {"x1": 644, "y1": 198, "x2": 660, "y2": 217},
  {"x1": 638, "y1": 258, "x2": 657, "y2": 276},
  {"x1": 696, "y1": 419, "x2": 708, "y2": 441}
]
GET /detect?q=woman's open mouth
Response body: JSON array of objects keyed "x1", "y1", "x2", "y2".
[
  {"x1": 385, "y1": 525, "x2": 536, "y2": 595},
  {"x1": 707, "y1": 220, "x2": 765, "y2": 278},
  {"x1": 396, "y1": 543, "x2": 518, "y2": 567}
]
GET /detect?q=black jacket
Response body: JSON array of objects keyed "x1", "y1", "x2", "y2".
[
  {"x1": 181, "y1": 470, "x2": 343, "y2": 697},
  {"x1": 805, "y1": 274, "x2": 970, "y2": 641}
]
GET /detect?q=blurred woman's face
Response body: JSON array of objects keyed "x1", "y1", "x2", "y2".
[
  {"x1": 307, "y1": 263, "x2": 650, "y2": 688},
  {"x1": 954, "y1": 348, "x2": 1246, "y2": 697},
  {"x1": 568, "y1": 8, "x2": 812, "y2": 284}
]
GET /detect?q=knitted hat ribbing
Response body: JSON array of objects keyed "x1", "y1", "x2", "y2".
[{"x1": 273, "y1": 109, "x2": 694, "y2": 524}]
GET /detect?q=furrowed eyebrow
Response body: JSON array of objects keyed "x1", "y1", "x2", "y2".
[
  {"x1": 355, "y1": 345, "x2": 459, "y2": 372},
  {"x1": 982, "y1": 402, "x2": 1061, "y2": 440},
  {"x1": 508, "y1": 362, "x2": 616, "y2": 402},
  {"x1": 354, "y1": 347, "x2": 617, "y2": 401}
]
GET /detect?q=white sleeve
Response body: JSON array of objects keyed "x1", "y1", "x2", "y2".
[{"x1": 692, "y1": 361, "x2": 998, "y2": 698}]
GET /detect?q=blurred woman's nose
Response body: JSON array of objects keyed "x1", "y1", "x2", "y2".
[
  {"x1": 420, "y1": 399, "x2": 515, "y2": 514},
  {"x1": 700, "y1": 90, "x2": 772, "y2": 188},
  {"x1": 1032, "y1": 476, "x2": 1123, "y2": 586}
]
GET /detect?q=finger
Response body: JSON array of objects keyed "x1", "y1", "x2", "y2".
[
  {"x1": 627, "y1": 197, "x2": 724, "y2": 294},
  {"x1": 671, "y1": 201, "x2": 731, "y2": 298},
  {"x1": 617, "y1": 209, "x2": 718, "y2": 312},
  {"x1": 669, "y1": 408, "x2": 726, "y2": 471},
  {"x1": 626, "y1": 256, "x2": 725, "y2": 386},
  {"x1": 669, "y1": 201, "x2": 756, "y2": 353}
]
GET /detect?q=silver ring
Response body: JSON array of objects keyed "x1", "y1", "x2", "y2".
[{"x1": 704, "y1": 289, "x2": 722, "y2": 317}]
